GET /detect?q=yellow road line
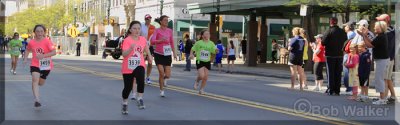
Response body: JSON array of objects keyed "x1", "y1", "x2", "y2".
[{"x1": 56, "y1": 63, "x2": 363, "y2": 125}]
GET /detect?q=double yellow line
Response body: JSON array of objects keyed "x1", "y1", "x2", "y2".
[{"x1": 56, "y1": 63, "x2": 362, "y2": 125}]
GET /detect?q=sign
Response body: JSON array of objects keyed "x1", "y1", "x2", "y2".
[
  {"x1": 300, "y1": 4, "x2": 308, "y2": 16},
  {"x1": 67, "y1": 26, "x2": 80, "y2": 38}
]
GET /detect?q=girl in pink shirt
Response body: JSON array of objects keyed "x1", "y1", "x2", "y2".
[
  {"x1": 121, "y1": 21, "x2": 153, "y2": 113},
  {"x1": 23, "y1": 25, "x2": 56, "y2": 108},
  {"x1": 150, "y1": 15, "x2": 177, "y2": 97}
]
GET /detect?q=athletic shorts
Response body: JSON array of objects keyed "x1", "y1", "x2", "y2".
[
  {"x1": 154, "y1": 53, "x2": 172, "y2": 66},
  {"x1": 215, "y1": 57, "x2": 222, "y2": 64},
  {"x1": 288, "y1": 55, "x2": 303, "y2": 66},
  {"x1": 30, "y1": 66, "x2": 51, "y2": 79},
  {"x1": 384, "y1": 60, "x2": 394, "y2": 80},
  {"x1": 196, "y1": 61, "x2": 211, "y2": 70},
  {"x1": 228, "y1": 55, "x2": 236, "y2": 61}
]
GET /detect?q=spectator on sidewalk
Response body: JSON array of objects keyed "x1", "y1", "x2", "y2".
[
  {"x1": 342, "y1": 21, "x2": 356, "y2": 95},
  {"x1": 271, "y1": 39, "x2": 280, "y2": 64},
  {"x1": 376, "y1": 14, "x2": 396, "y2": 103},
  {"x1": 76, "y1": 39, "x2": 81, "y2": 56},
  {"x1": 184, "y1": 34, "x2": 193, "y2": 71},
  {"x1": 288, "y1": 27, "x2": 306, "y2": 90},
  {"x1": 358, "y1": 21, "x2": 389, "y2": 105},
  {"x1": 215, "y1": 40, "x2": 225, "y2": 73},
  {"x1": 226, "y1": 40, "x2": 236, "y2": 73},
  {"x1": 322, "y1": 17, "x2": 347, "y2": 95},
  {"x1": 178, "y1": 40, "x2": 184, "y2": 61},
  {"x1": 240, "y1": 36, "x2": 247, "y2": 62},
  {"x1": 345, "y1": 44, "x2": 360, "y2": 100},
  {"x1": 357, "y1": 43, "x2": 371, "y2": 102},
  {"x1": 299, "y1": 28, "x2": 309, "y2": 89},
  {"x1": 312, "y1": 34, "x2": 325, "y2": 91}
]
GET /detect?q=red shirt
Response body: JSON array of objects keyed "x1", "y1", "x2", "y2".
[
  {"x1": 313, "y1": 43, "x2": 325, "y2": 62},
  {"x1": 27, "y1": 38, "x2": 55, "y2": 70}
]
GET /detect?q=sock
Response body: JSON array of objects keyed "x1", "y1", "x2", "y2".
[
  {"x1": 137, "y1": 96, "x2": 143, "y2": 100},
  {"x1": 122, "y1": 101, "x2": 128, "y2": 105}
]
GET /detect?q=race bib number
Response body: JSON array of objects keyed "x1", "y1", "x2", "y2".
[
  {"x1": 200, "y1": 50, "x2": 210, "y2": 61},
  {"x1": 128, "y1": 55, "x2": 141, "y2": 70},
  {"x1": 39, "y1": 58, "x2": 51, "y2": 70},
  {"x1": 163, "y1": 45, "x2": 172, "y2": 56}
]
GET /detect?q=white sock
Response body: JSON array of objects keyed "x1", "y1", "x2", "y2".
[
  {"x1": 122, "y1": 101, "x2": 128, "y2": 105},
  {"x1": 137, "y1": 96, "x2": 143, "y2": 100}
]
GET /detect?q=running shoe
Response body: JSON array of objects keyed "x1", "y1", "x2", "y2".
[
  {"x1": 387, "y1": 97, "x2": 396, "y2": 104},
  {"x1": 121, "y1": 104, "x2": 128, "y2": 114},
  {"x1": 34, "y1": 101, "x2": 41, "y2": 108},
  {"x1": 199, "y1": 90, "x2": 205, "y2": 95},
  {"x1": 193, "y1": 81, "x2": 199, "y2": 90},
  {"x1": 10, "y1": 69, "x2": 13, "y2": 73},
  {"x1": 372, "y1": 99, "x2": 387, "y2": 105},
  {"x1": 146, "y1": 77, "x2": 151, "y2": 85},
  {"x1": 137, "y1": 99, "x2": 145, "y2": 109},
  {"x1": 160, "y1": 91, "x2": 165, "y2": 97},
  {"x1": 13, "y1": 71, "x2": 16, "y2": 75}
]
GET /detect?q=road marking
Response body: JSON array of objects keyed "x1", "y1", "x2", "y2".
[{"x1": 56, "y1": 63, "x2": 362, "y2": 125}]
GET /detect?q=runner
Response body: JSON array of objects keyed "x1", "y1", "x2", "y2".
[
  {"x1": 23, "y1": 25, "x2": 56, "y2": 108},
  {"x1": 190, "y1": 30, "x2": 218, "y2": 94},
  {"x1": 121, "y1": 21, "x2": 153, "y2": 114},
  {"x1": 21, "y1": 38, "x2": 28, "y2": 59},
  {"x1": 150, "y1": 15, "x2": 177, "y2": 97},
  {"x1": 8, "y1": 32, "x2": 23, "y2": 75}
]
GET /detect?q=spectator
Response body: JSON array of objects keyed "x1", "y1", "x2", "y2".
[
  {"x1": 288, "y1": 27, "x2": 306, "y2": 90},
  {"x1": 342, "y1": 21, "x2": 356, "y2": 95},
  {"x1": 376, "y1": 14, "x2": 396, "y2": 103},
  {"x1": 358, "y1": 21, "x2": 389, "y2": 105},
  {"x1": 178, "y1": 40, "x2": 184, "y2": 61},
  {"x1": 271, "y1": 39, "x2": 280, "y2": 64},
  {"x1": 312, "y1": 34, "x2": 325, "y2": 91},
  {"x1": 240, "y1": 36, "x2": 247, "y2": 62},
  {"x1": 322, "y1": 17, "x2": 348, "y2": 95},
  {"x1": 184, "y1": 34, "x2": 193, "y2": 71}
]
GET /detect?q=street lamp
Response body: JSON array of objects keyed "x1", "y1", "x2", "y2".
[
  {"x1": 74, "y1": 4, "x2": 77, "y2": 27},
  {"x1": 160, "y1": 0, "x2": 164, "y2": 17}
]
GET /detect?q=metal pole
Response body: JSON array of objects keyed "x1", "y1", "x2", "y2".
[{"x1": 160, "y1": 0, "x2": 164, "y2": 17}]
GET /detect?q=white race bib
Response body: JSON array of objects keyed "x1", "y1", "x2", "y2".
[
  {"x1": 39, "y1": 58, "x2": 51, "y2": 70},
  {"x1": 163, "y1": 45, "x2": 172, "y2": 56},
  {"x1": 200, "y1": 50, "x2": 210, "y2": 61},
  {"x1": 128, "y1": 55, "x2": 141, "y2": 70}
]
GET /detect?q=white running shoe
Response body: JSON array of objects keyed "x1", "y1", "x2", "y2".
[
  {"x1": 372, "y1": 99, "x2": 387, "y2": 105},
  {"x1": 160, "y1": 91, "x2": 165, "y2": 97}
]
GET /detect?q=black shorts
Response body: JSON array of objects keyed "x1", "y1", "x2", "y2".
[
  {"x1": 196, "y1": 61, "x2": 211, "y2": 70},
  {"x1": 257, "y1": 51, "x2": 261, "y2": 56},
  {"x1": 359, "y1": 77, "x2": 370, "y2": 87},
  {"x1": 289, "y1": 55, "x2": 303, "y2": 66},
  {"x1": 154, "y1": 53, "x2": 172, "y2": 66},
  {"x1": 228, "y1": 55, "x2": 236, "y2": 61},
  {"x1": 149, "y1": 46, "x2": 155, "y2": 55},
  {"x1": 30, "y1": 66, "x2": 51, "y2": 79}
]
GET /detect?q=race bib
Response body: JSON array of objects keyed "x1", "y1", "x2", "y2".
[
  {"x1": 12, "y1": 47, "x2": 19, "y2": 51},
  {"x1": 200, "y1": 50, "x2": 210, "y2": 61},
  {"x1": 163, "y1": 45, "x2": 172, "y2": 56},
  {"x1": 39, "y1": 58, "x2": 51, "y2": 70},
  {"x1": 128, "y1": 55, "x2": 141, "y2": 70}
]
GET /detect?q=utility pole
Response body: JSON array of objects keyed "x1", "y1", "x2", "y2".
[
  {"x1": 108, "y1": 0, "x2": 111, "y2": 25},
  {"x1": 74, "y1": 4, "x2": 77, "y2": 27},
  {"x1": 160, "y1": 0, "x2": 164, "y2": 17}
]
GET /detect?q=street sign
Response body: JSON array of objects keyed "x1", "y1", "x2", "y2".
[
  {"x1": 68, "y1": 26, "x2": 80, "y2": 38},
  {"x1": 300, "y1": 4, "x2": 308, "y2": 16}
]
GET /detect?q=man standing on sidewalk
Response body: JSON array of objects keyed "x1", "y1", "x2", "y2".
[
  {"x1": 322, "y1": 17, "x2": 348, "y2": 95},
  {"x1": 184, "y1": 34, "x2": 192, "y2": 71},
  {"x1": 76, "y1": 39, "x2": 81, "y2": 56}
]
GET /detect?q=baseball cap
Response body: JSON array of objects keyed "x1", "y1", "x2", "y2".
[
  {"x1": 343, "y1": 21, "x2": 355, "y2": 29},
  {"x1": 145, "y1": 14, "x2": 152, "y2": 20},
  {"x1": 376, "y1": 14, "x2": 390, "y2": 22},
  {"x1": 356, "y1": 19, "x2": 369, "y2": 26},
  {"x1": 314, "y1": 34, "x2": 323, "y2": 39}
]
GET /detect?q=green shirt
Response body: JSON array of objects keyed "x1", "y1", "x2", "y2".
[
  {"x1": 192, "y1": 40, "x2": 217, "y2": 62},
  {"x1": 8, "y1": 39, "x2": 22, "y2": 55}
]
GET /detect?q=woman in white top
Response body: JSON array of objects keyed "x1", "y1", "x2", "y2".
[{"x1": 226, "y1": 40, "x2": 236, "y2": 73}]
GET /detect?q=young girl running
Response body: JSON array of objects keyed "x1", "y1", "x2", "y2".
[
  {"x1": 190, "y1": 30, "x2": 218, "y2": 94},
  {"x1": 23, "y1": 25, "x2": 56, "y2": 108},
  {"x1": 8, "y1": 32, "x2": 22, "y2": 75},
  {"x1": 121, "y1": 21, "x2": 153, "y2": 114}
]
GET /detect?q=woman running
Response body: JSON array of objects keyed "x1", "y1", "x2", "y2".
[
  {"x1": 23, "y1": 25, "x2": 56, "y2": 108},
  {"x1": 226, "y1": 40, "x2": 236, "y2": 73},
  {"x1": 121, "y1": 21, "x2": 153, "y2": 114},
  {"x1": 8, "y1": 32, "x2": 22, "y2": 75},
  {"x1": 150, "y1": 15, "x2": 177, "y2": 97},
  {"x1": 190, "y1": 30, "x2": 218, "y2": 94}
]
